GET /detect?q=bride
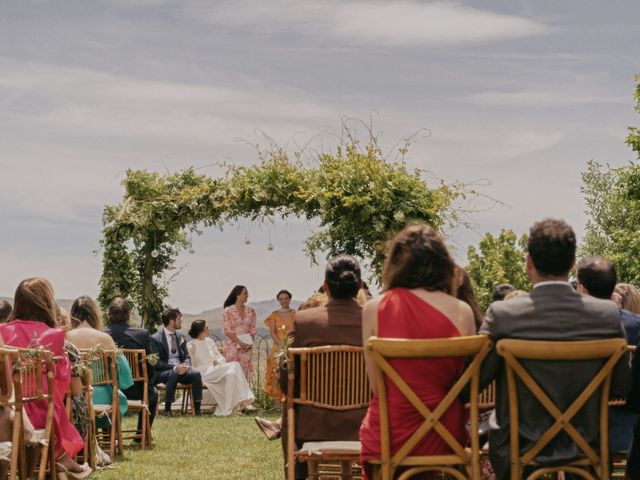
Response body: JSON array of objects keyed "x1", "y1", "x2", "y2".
[{"x1": 187, "y1": 319, "x2": 256, "y2": 416}]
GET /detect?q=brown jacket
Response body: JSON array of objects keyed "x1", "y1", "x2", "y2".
[{"x1": 281, "y1": 297, "x2": 366, "y2": 442}]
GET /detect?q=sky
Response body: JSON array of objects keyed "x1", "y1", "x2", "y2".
[{"x1": 1, "y1": 1, "x2": 639, "y2": 312}]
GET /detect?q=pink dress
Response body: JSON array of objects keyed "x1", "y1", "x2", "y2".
[
  {"x1": 0, "y1": 320, "x2": 84, "y2": 457},
  {"x1": 223, "y1": 305, "x2": 256, "y2": 380},
  {"x1": 359, "y1": 289, "x2": 467, "y2": 479}
]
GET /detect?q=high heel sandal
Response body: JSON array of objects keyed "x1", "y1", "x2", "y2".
[{"x1": 56, "y1": 462, "x2": 92, "y2": 480}]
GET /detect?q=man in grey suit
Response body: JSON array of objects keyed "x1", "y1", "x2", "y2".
[{"x1": 479, "y1": 218, "x2": 631, "y2": 479}]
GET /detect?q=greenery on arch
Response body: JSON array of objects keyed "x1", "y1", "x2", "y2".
[{"x1": 98, "y1": 133, "x2": 466, "y2": 330}]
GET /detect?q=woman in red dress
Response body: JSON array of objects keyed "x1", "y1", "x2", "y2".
[
  {"x1": 0, "y1": 278, "x2": 90, "y2": 479},
  {"x1": 360, "y1": 224, "x2": 476, "y2": 479}
]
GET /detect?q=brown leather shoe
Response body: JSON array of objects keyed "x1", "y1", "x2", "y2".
[{"x1": 254, "y1": 416, "x2": 281, "y2": 440}]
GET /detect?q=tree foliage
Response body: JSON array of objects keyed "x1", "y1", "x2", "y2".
[
  {"x1": 99, "y1": 131, "x2": 466, "y2": 330},
  {"x1": 580, "y1": 75, "x2": 640, "y2": 284},
  {"x1": 465, "y1": 229, "x2": 531, "y2": 311}
]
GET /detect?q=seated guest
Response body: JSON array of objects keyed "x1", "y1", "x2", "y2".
[
  {"x1": 360, "y1": 225, "x2": 476, "y2": 480},
  {"x1": 613, "y1": 283, "x2": 640, "y2": 344},
  {"x1": 480, "y1": 219, "x2": 630, "y2": 479},
  {"x1": 68, "y1": 296, "x2": 134, "y2": 434},
  {"x1": 575, "y1": 257, "x2": 639, "y2": 456},
  {"x1": 278, "y1": 255, "x2": 366, "y2": 480},
  {"x1": 491, "y1": 284, "x2": 515, "y2": 302},
  {"x1": 151, "y1": 308, "x2": 203, "y2": 416},
  {"x1": 0, "y1": 300, "x2": 11, "y2": 323},
  {"x1": 104, "y1": 297, "x2": 158, "y2": 435},
  {"x1": 0, "y1": 278, "x2": 90, "y2": 479},
  {"x1": 456, "y1": 268, "x2": 484, "y2": 331},
  {"x1": 187, "y1": 320, "x2": 255, "y2": 416}
]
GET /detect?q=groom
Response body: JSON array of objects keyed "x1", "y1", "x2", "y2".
[{"x1": 151, "y1": 308, "x2": 203, "y2": 416}]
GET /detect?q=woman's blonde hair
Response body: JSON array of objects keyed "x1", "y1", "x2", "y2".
[
  {"x1": 10, "y1": 277, "x2": 58, "y2": 328},
  {"x1": 614, "y1": 283, "x2": 640, "y2": 314},
  {"x1": 504, "y1": 290, "x2": 528, "y2": 301}
]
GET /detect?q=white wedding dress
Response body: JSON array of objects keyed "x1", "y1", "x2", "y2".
[{"x1": 187, "y1": 337, "x2": 255, "y2": 416}]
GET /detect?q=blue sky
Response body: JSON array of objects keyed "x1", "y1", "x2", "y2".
[{"x1": 1, "y1": 1, "x2": 638, "y2": 312}]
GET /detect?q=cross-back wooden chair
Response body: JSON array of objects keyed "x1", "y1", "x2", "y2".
[
  {"x1": 496, "y1": 338, "x2": 628, "y2": 480},
  {"x1": 12, "y1": 348, "x2": 57, "y2": 480},
  {"x1": 366, "y1": 335, "x2": 492, "y2": 480},
  {"x1": 0, "y1": 347, "x2": 20, "y2": 480},
  {"x1": 121, "y1": 349, "x2": 151, "y2": 449},
  {"x1": 286, "y1": 345, "x2": 370, "y2": 480},
  {"x1": 82, "y1": 349, "x2": 122, "y2": 460}
]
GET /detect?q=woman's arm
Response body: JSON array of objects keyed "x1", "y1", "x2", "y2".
[
  {"x1": 267, "y1": 315, "x2": 280, "y2": 346},
  {"x1": 362, "y1": 297, "x2": 380, "y2": 394},
  {"x1": 223, "y1": 308, "x2": 249, "y2": 348}
]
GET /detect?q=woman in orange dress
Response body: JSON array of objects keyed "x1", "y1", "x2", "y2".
[{"x1": 263, "y1": 290, "x2": 295, "y2": 402}]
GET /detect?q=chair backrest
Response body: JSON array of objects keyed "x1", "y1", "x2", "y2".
[
  {"x1": 496, "y1": 338, "x2": 627, "y2": 479},
  {"x1": 0, "y1": 347, "x2": 18, "y2": 407},
  {"x1": 286, "y1": 345, "x2": 370, "y2": 410},
  {"x1": 82, "y1": 349, "x2": 118, "y2": 388},
  {"x1": 12, "y1": 348, "x2": 55, "y2": 403},
  {"x1": 366, "y1": 335, "x2": 492, "y2": 480},
  {"x1": 122, "y1": 349, "x2": 147, "y2": 383}
]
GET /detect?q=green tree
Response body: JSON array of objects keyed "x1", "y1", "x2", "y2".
[
  {"x1": 465, "y1": 230, "x2": 531, "y2": 311},
  {"x1": 580, "y1": 75, "x2": 640, "y2": 283}
]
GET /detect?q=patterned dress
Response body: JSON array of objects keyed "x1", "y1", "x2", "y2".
[{"x1": 223, "y1": 304, "x2": 257, "y2": 380}]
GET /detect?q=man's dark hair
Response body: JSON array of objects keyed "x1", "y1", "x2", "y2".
[
  {"x1": 576, "y1": 256, "x2": 617, "y2": 299},
  {"x1": 107, "y1": 297, "x2": 131, "y2": 325},
  {"x1": 161, "y1": 307, "x2": 182, "y2": 327},
  {"x1": 0, "y1": 300, "x2": 12, "y2": 323},
  {"x1": 527, "y1": 218, "x2": 576, "y2": 277},
  {"x1": 325, "y1": 255, "x2": 361, "y2": 299},
  {"x1": 492, "y1": 284, "x2": 515, "y2": 302}
]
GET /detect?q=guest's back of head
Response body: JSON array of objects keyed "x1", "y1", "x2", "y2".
[
  {"x1": 504, "y1": 290, "x2": 528, "y2": 301},
  {"x1": 614, "y1": 283, "x2": 640, "y2": 314},
  {"x1": 107, "y1": 297, "x2": 131, "y2": 325},
  {"x1": 527, "y1": 218, "x2": 576, "y2": 277},
  {"x1": 325, "y1": 255, "x2": 361, "y2": 299},
  {"x1": 299, "y1": 292, "x2": 328, "y2": 310},
  {"x1": 11, "y1": 277, "x2": 57, "y2": 328},
  {"x1": 0, "y1": 300, "x2": 12, "y2": 323},
  {"x1": 382, "y1": 223, "x2": 455, "y2": 294},
  {"x1": 492, "y1": 284, "x2": 515, "y2": 302},
  {"x1": 71, "y1": 295, "x2": 104, "y2": 330},
  {"x1": 576, "y1": 256, "x2": 616, "y2": 300}
]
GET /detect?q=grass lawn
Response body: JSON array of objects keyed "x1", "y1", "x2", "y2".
[{"x1": 93, "y1": 412, "x2": 283, "y2": 480}]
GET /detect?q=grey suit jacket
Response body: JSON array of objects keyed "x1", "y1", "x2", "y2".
[{"x1": 479, "y1": 283, "x2": 631, "y2": 479}]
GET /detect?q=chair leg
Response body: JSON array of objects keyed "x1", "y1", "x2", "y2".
[
  {"x1": 307, "y1": 460, "x2": 319, "y2": 480},
  {"x1": 190, "y1": 387, "x2": 196, "y2": 416},
  {"x1": 341, "y1": 460, "x2": 354, "y2": 480}
]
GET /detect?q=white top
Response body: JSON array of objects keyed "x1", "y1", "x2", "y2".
[{"x1": 187, "y1": 337, "x2": 226, "y2": 372}]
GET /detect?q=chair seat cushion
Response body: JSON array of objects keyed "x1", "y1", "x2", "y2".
[
  {"x1": 0, "y1": 441, "x2": 12, "y2": 461},
  {"x1": 94, "y1": 404, "x2": 113, "y2": 413},
  {"x1": 127, "y1": 400, "x2": 146, "y2": 408},
  {"x1": 297, "y1": 441, "x2": 361, "y2": 455}
]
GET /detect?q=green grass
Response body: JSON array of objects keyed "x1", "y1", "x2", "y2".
[{"x1": 93, "y1": 412, "x2": 283, "y2": 480}]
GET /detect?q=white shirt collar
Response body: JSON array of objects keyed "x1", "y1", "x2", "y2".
[{"x1": 533, "y1": 280, "x2": 571, "y2": 289}]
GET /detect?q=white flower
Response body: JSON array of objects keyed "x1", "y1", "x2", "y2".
[{"x1": 393, "y1": 211, "x2": 406, "y2": 222}]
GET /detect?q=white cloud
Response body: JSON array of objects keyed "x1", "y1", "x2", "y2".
[
  {"x1": 462, "y1": 90, "x2": 629, "y2": 107},
  {"x1": 185, "y1": 0, "x2": 547, "y2": 46}
]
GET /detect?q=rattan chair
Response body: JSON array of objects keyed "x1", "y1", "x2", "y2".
[
  {"x1": 82, "y1": 350, "x2": 122, "y2": 460},
  {"x1": 365, "y1": 335, "x2": 492, "y2": 480},
  {"x1": 0, "y1": 347, "x2": 20, "y2": 479},
  {"x1": 286, "y1": 345, "x2": 370, "y2": 480},
  {"x1": 12, "y1": 348, "x2": 57, "y2": 480},
  {"x1": 496, "y1": 338, "x2": 628, "y2": 480},
  {"x1": 156, "y1": 383, "x2": 194, "y2": 415},
  {"x1": 121, "y1": 349, "x2": 151, "y2": 448}
]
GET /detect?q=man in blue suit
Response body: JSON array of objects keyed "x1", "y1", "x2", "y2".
[{"x1": 151, "y1": 308, "x2": 203, "y2": 416}]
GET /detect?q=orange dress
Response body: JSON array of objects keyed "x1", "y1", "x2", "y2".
[{"x1": 263, "y1": 310, "x2": 295, "y2": 400}]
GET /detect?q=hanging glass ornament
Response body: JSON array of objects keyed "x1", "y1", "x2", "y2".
[
  {"x1": 151, "y1": 249, "x2": 159, "y2": 258},
  {"x1": 267, "y1": 242, "x2": 274, "y2": 251},
  {"x1": 244, "y1": 237, "x2": 251, "y2": 245}
]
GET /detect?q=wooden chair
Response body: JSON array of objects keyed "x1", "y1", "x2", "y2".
[
  {"x1": 366, "y1": 335, "x2": 492, "y2": 480},
  {"x1": 156, "y1": 383, "x2": 195, "y2": 415},
  {"x1": 0, "y1": 347, "x2": 20, "y2": 480},
  {"x1": 12, "y1": 348, "x2": 57, "y2": 480},
  {"x1": 496, "y1": 338, "x2": 628, "y2": 480},
  {"x1": 286, "y1": 345, "x2": 370, "y2": 480},
  {"x1": 82, "y1": 350, "x2": 122, "y2": 460},
  {"x1": 121, "y1": 349, "x2": 151, "y2": 448}
]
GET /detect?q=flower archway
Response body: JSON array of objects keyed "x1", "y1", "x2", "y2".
[{"x1": 98, "y1": 138, "x2": 461, "y2": 329}]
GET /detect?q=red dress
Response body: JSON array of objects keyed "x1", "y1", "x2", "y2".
[
  {"x1": 359, "y1": 288, "x2": 468, "y2": 479},
  {"x1": 0, "y1": 320, "x2": 84, "y2": 457}
]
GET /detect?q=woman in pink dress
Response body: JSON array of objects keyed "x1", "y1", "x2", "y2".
[
  {"x1": 0, "y1": 278, "x2": 90, "y2": 479},
  {"x1": 222, "y1": 285, "x2": 256, "y2": 380},
  {"x1": 360, "y1": 224, "x2": 476, "y2": 480}
]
